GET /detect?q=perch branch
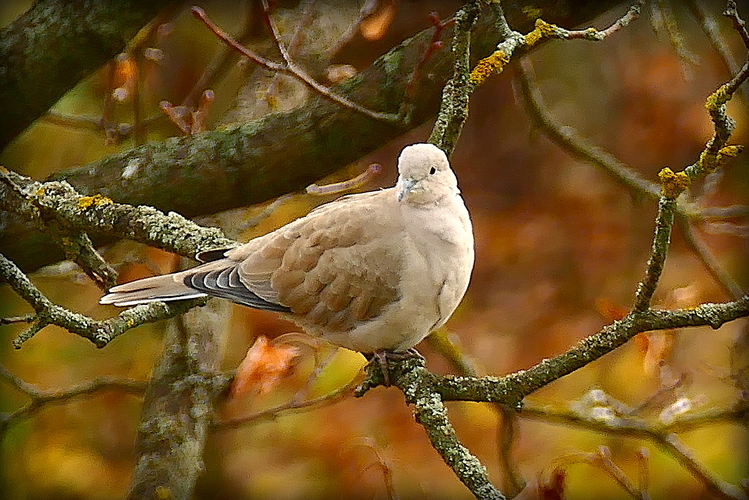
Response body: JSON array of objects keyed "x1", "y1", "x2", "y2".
[
  {"x1": 382, "y1": 297, "x2": 749, "y2": 407},
  {"x1": 0, "y1": 252, "x2": 207, "y2": 347},
  {"x1": 0, "y1": 169, "x2": 235, "y2": 345}
]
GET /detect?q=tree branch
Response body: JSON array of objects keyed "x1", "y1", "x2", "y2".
[
  {"x1": 427, "y1": 0, "x2": 480, "y2": 155},
  {"x1": 357, "y1": 356, "x2": 506, "y2": 500},
  {"x1": 0, "y1": 0, "x2": 625, "y2": 273},
  {"x1": 0, "y1": 169, "x2": 236, "y2": 346},
  {"x1": 520, "y1": 401, "x2": 749, "y2": 500},
  {"x1": 0, "y1": 362, "x2": 146, "y2": 439},
  {"x1": 0, "y1": 0, "x2": 180, "y2": 150},
  {"x1": 356, "y1": 297, "x2": 749, "y2": 407},
  {"x1": 515, "y1": 58, "x2": 661, "y2": 200},
  {"x1": 0, "y1": 169, "x2": 235, "y2": 259},
  {"x1": 0, "y1": 251, "x2": 208, "y2": 347},
  {"x1": 127, "y1": 303, "x2": 233, "y2": 500}
]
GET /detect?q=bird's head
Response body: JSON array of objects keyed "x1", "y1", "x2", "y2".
[{"x1": 395, "y1": 143, "x2": 459, "y2": 205}]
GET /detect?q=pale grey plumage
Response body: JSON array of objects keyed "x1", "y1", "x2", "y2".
[{"x1": 100, "y1": 143, "x2": 474, "y2": 353}]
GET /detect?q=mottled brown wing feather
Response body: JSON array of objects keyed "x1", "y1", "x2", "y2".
[{"x1": 235, "y1": 190, "x2": 403, "y2": 332}]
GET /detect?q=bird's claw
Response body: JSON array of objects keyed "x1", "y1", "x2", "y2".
[{"x1": 364, "y1": 348, "x2": 425, "y2": 387}]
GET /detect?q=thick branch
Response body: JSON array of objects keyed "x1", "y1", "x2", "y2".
[
  {"x1": 0, "y1": 169, "x2": 235, "y2": 259},
  {"x1": 127, "y1": 304, "x2": 232, "y2": 500},
  {"x1": 0, "y1": 0, "x2": 179, "y2": 150},
  {"x1": 0, "y1": 0, "x2": 624, "y2": 273}
]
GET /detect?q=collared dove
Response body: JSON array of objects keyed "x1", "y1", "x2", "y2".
[{"x1": 101, "y1": 143, "x2": 474, "y2": 354}]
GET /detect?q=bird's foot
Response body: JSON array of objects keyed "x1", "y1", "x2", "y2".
[{"x1": 363, "y1": 348, "x2": 425, "y2": 387}]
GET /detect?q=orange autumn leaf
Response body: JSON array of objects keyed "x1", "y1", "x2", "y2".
[
  {"x1": 230, "y1": 336, "x2": 300, "y2": 398},
  {"x1": 594, "y1": 297, "x2": 628, "y2": 322},
  {"x1": 112, "y1": 53, "x2": 138, "y2": 101},
  {"x1": 360, "y1": 0, "x2": 395, "y2": 41},
  {"x1": 634, "y1": 332, "x2": 649, "y2": 355}
]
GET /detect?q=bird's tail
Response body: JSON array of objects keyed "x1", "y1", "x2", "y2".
[{"x1": 99, "y1": 272, "x2": 206, "y2": 307}]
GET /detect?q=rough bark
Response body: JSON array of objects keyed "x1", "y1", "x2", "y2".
[{"x1": 126, "y1": 300, "x2": 231, "y2": 500}]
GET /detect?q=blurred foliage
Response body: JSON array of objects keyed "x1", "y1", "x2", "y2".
[{"x1": 1, "y1": 1, "x2": 748, "y2": 499}]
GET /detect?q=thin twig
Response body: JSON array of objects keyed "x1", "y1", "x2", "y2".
[
  {"x1": 650, "y1": 0, "x2": 700, "y2": 71},
  {"x1": 159, "y1": 100, "x2": 193, "y2": 135},
  {"x1": 678, "y1": 215, "x2": 745, "y2": 298},
  {"x1": 398, "y1": 12, "x2": 453, "y2": 125},
  {"x1": 497, "y1": 408, "x2": 525, "y2": 496},
  {"x1": 699, "y1": 205, "x2": 749, "y2": 220},
  {"x1": 306, "y1": 163, "x2": 381, "y2": 195},
  {"x1": 595, "y1": 447, "x2": 650, "y2": 500},
  {"x1": 515, "y1": 58, "x2": 660, "y2": 200},
  {"x1": 212, "y1": 374, "x2": 358, "y2": 431},
  {"x1": 0, "y1": 364, "x2": 146, "y2": 439},
  {"x1": 633, "y1": 197, "x2": 677, "y2": 312},
  {"x1": 685, "y1": 58, "x2": 748, "y2": 179},
  {"x1": 191, "y1": 6, "x2": 399, "y2": 123},
  {"x1": 103, "y1": 59, "x2": 118, "y2": 144},
  {"x1": 182, "y1": 2, "x2": 259, "y2": 108},
  {"x1": 686, "y1": 0, "x2": 749, "y2": 105},
  {"x1": 0, "y1": 314, "x2": 36, "y2": 325},
  {"x1": 725, "y1": 0, "x2": 749, "y2": 48},
  {"x1": 661, "y1": 433, "x2": 748, "y2": 500},
  {"x1": 529, "y1": 1, "x2": 644, "y2": 42},
  {"x1": 519, "y1": 402, "x2": 748, "y2": 500},
  {"x1": 260, "y1": 0, "x2": 319, "y2": 106},
  {"x1": 42, "y1": 111, "x2": 165, "y2": 142},
  {"x1": 356, "y1": 438, "x2": 399, "y2": 500},
  {"x1": 290, "y1": 345, "x2": 339, "y2": 403},
  {"x1": 520, "y1": 401, "x2": 747, "y2": 438},
  {"x1": 193, "y1": 89, "x2": 214, "y2": 133},
  {"x1": 470, "y1": 1, "x2": 644, "y2": 90}
]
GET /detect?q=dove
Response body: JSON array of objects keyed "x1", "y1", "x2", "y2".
[{"x1": 100, "y1": 143, "x2": 474, "y2": 357}]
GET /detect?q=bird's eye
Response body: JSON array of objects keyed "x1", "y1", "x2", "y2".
[{"x1": 429, "y1": 167, "x2": 436, "y2": 175}]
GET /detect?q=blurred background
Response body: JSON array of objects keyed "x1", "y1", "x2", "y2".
[{"x1": 1, "y1": 0, "x2": 748, "y2": 498}]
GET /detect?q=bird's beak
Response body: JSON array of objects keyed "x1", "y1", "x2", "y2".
[{"x1": 397, "y1": 178, "x2": 417, "y2": 201}]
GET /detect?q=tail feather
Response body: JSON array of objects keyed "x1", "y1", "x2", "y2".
[{"x1": 100, "y1": 273, "x2": 206, "y2": 307}]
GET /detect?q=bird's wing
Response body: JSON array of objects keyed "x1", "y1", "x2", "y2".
[{"x1": 219, "y1": 189, "x2": 405, "y2": 330}]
